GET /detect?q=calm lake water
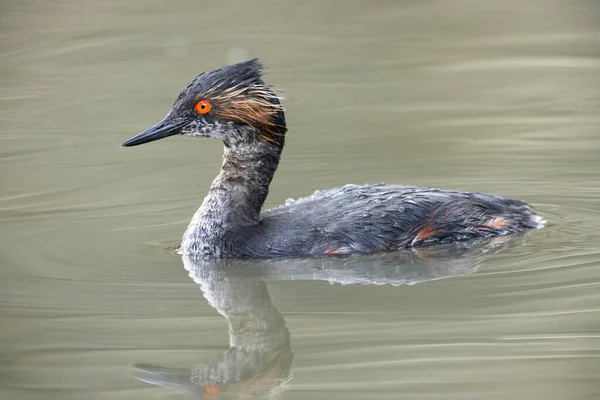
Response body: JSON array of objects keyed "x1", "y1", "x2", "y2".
[{"x1": 1, "y1": 1, "x2": 600, "y2": 399}]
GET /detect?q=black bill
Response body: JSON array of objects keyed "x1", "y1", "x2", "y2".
[{"x1": 121, "y1": 118, "x2": 188, "y2": 147}]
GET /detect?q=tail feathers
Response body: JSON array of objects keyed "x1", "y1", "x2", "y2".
[
  {"x1": 503, "y1": 199, "x2": 545, "y2": 230},
  {"x1": 410, "y1": 198, "x2": 545, "y2": 247},
  {"x1": 528, "y1": 214, "x2": 547, "y2": 229}
]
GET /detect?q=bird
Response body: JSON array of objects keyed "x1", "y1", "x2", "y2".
[{"x1": 121, "y1": 59, "x2": 544, "y2": 258}]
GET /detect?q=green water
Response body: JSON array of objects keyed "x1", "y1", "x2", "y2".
[{"x1": 1, "y1": 1, "x2": 599, "y2": 399}]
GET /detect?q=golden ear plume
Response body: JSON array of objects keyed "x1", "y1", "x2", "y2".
[{"x1": 207, "y1": 83, "x2": 286, "y2": 144}]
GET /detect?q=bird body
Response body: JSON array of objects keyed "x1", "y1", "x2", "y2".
[{"x1": 122, "y1": 59, "x2": 544, "y2": 258}]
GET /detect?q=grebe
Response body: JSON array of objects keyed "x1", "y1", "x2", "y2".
[{"x1": 122, "y1": 59, "x2": 544, "y2": 258}]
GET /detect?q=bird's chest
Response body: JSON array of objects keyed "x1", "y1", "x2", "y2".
[{"x1": 181, "y1": 204, "x2": 228, "y2": 256}]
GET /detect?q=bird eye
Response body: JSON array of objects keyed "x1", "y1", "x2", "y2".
[{"x1": 195, "y1": 100, "x2": 211, "y2": 115}]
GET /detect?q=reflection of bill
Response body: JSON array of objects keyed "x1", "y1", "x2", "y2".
[
  {"x1": 135, "y1": 258, "x2": 292, "y2": 399},
  {"x1": 132, "y1": 236, "x2": 523, "y2": 399}
]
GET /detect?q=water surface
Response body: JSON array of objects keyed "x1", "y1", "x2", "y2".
[{"x1": 1, "y1": 1, "x2": 600, "y2": 399}]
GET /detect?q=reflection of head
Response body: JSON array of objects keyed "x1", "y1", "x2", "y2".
[
  {"x1": 134, "y1": 255, "x2": 293, "y2": 399},
  {"x1": 133, "y1": 236, "x2": 523, "y2": 398}
]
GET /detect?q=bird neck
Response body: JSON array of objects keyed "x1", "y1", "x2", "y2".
[{"x1": 181, "y1": 141, "x2": 282, "y2": 255}]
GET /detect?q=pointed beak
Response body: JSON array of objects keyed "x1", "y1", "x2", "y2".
[{"x1": 121, "y1": 118, "x2": 189, "y2": 147}]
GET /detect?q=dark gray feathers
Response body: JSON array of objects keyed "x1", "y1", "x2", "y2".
[{"x1": 222, "y1": 183, "x2": 544, "y2": 258}]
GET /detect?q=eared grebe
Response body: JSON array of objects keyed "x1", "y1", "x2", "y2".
[{"x1": 122, "y1": 59, "x2": 544, "y2": 258}]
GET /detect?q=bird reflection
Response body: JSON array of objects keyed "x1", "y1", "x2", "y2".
[{"x1": 132, "y1": 236, "x2": 523, "y2": 399}]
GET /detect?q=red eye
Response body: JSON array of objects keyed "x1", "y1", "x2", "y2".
[{"x1": 195, "y1": 100, "x2": 211, "y2": 115}]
